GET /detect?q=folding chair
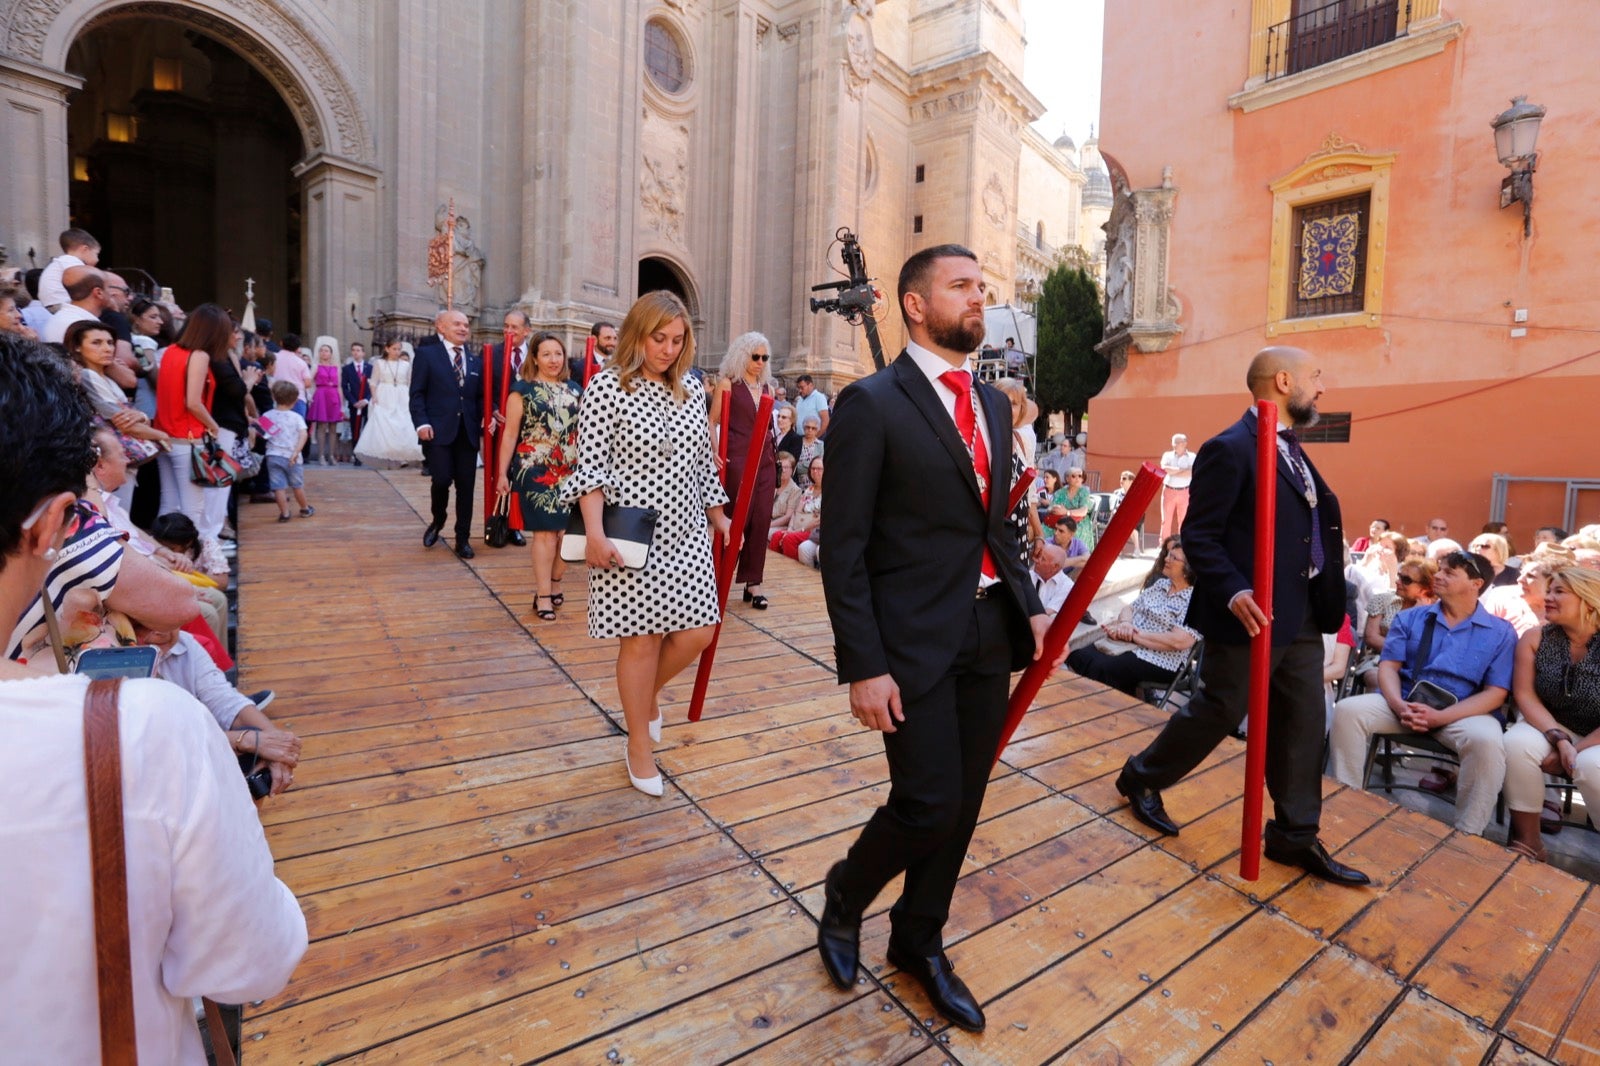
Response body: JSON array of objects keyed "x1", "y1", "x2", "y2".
[{"x1": 1136, "y1": 639, "x2": 1204, "y2": 713}]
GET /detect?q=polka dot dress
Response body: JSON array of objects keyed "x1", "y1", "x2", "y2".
[{"x1": 562, "y1": 368, "x2": 729, "y2": 639}]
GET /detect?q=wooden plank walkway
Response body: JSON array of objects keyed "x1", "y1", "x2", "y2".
[{"x1": 238, "y1": 468, "x2": 1599, "y2": 1065}]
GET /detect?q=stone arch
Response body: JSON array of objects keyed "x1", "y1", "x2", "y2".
[
  {"x1": 3, "y1": 0, "x2": 373, "y2": 164},
  {"x1": 637, "y1": 254, "x2": 701, "y2": 321}
]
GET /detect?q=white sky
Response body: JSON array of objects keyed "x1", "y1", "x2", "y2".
[{"x1": 1018, "y1": 0, "x2": 1104, "y2": 146}]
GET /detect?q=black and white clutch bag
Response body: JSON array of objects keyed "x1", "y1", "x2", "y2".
[{"x1": 560, "y1": 505, "x2": 659, "y2": 569}]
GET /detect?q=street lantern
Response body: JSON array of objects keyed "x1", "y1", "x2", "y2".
[{"x1": 1492, "y1": 96, "x2": 1545, "y2": 236}]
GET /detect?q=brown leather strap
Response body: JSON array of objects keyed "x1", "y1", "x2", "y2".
[
  {"x1": 83, "y1": 677, "x2": 137, "y2": 1066},
  {"x1": 203, "y1": 999, "x2": 237, "y2": 1066}
]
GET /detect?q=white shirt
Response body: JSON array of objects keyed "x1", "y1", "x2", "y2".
[
  {"x1": 1032, "y1": 569, "x2": 1074, "y2": 614},
  {"x1": 36, "y1": 252, "x2": 84, "y2": 310},
  {"x1": 41, "y1": 303, "x2": 99, "y2": 345},
  {"x1": 0, "y1": 674, "x2": 307, "y2": 1064},
  {"x1": 1160, "y1": 449, "x2": 1194, "y2": 489}
]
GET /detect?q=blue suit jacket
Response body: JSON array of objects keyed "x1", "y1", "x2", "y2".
[
  {"x1": 340, "y1": 359, "x2": 373, "y2": 411},
  {"x1": 408, "y1": 335, "x2": 484, "y2": 449},
  {"x1": 1180, "y1": 411, "x2": 1345, "y2": 647}
]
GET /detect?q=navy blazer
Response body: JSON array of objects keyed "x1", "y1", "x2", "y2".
[
  {"x1": 340, "y1": 359, "x2": 373, "y2": 411},
  {"x1": 821, "y1": 352, "x2": 1044, "y2": 699},
  {"x1": 409, "y1": 335, "x2": 484, "y2": 449},
  {"x1": 1180, "y1": 411, "x2": 1345, "y2": 647}
]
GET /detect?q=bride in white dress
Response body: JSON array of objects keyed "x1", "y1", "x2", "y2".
[{"x1": 353, "y1": 339, "x2": 425, "y2": 465}]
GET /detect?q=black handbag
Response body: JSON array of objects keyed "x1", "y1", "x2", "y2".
[
  {"x1": 560, "y1": 505, "x2": 659, "y2": 569},
  {"x1": 485, "y1": 492, "x2": 511, "y2": 549}
]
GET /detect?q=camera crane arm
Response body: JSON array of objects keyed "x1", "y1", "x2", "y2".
[{"x1": 807, "y1": 228, "x2": 887, "y2": 372}]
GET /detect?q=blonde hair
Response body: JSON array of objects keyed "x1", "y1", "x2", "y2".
[
  {"x1": 1469, "y1": 532, "x2": 1509, "y2": 568},
  {"x1": 1551, "y1": 566, "x2": 1600, "y2": 630},
  {"x1": 719, "y1": 331, "x2": 771, "y2": 386},
  {"x1": 612, "y1": 291, "x2": 696, "y2": 402}
]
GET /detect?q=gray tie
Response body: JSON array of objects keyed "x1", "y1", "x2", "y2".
[{"x1": 451, "y1": 345, "x2": 465, "y2": 386}]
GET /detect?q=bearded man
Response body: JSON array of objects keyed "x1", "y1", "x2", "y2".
[
  {"x1": 815, "y1": 244, "x2": 1056, "y2": 1032},
  {"x1": 1113, "y1": 345, "x2": 1370, "y2": 887}
]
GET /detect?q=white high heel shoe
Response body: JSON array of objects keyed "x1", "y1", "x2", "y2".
[
  {"x1": 648, "y1": 713, "x2": 663, "y2": 743},
  {"x1": 625, "y1": 741, "x2": 663, "y2": 797}
]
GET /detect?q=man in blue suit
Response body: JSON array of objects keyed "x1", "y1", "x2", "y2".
[
  {"x1": 340, "y1": 341, "x2": 373, "y2": 465},
  {"x1": 1115, "y1": 345, "x2": 1370, "y2": 886},
  {"x1": 409, "y1": 308, "x2": 483, "y2": 558}
]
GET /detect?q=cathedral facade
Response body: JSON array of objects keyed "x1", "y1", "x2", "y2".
[{"x1": 0, "y1": 0, "x2": 1104, "y2": 385}]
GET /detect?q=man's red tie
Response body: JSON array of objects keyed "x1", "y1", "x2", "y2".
[{"x1": 939, "y1": 369, "x2": 997, "y2": 581}]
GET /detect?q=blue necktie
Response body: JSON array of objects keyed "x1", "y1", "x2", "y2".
[{"x1": 1280, "y1": 428, "x2": 1325, "y2": 572}]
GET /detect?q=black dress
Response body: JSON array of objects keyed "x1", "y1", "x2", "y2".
[{"x1": 723, "y1": 382, "x2": 778, "y2": 585}]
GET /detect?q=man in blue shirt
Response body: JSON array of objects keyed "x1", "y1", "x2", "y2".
[{"x1": 1330, "y1": 550, "x2": 1516, "y2": 834}]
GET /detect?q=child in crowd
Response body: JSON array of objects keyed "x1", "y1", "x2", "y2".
[
  {"x1": 36, "y1": 227, "x2": 101, "y2": 311},
  {"x1": 260, "y1": 381, "x2": 314, "y2": 521},
  {"x1": 149, "y1": 511, "x2": 230, "y2": 583}
]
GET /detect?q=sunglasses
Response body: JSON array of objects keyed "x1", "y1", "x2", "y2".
[
  {"x1": 1396, "y1": 574, "x2": 1420, "y2": 587},
  {"x1": 750, "y1": 353, "x2": 769, "y2": 362}
]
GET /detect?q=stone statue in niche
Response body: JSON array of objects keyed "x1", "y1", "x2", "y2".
[
  {"x1": 641, "y1": 148, "x2": 687, "y2": 244},
  {"x1": 1103, "y1": 204, "x2": 1135, "y2": 332},
  {"x1": 428, "y1": 204, "x2": 484, "y2": 318}
]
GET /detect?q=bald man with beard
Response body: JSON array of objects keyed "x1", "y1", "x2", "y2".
[{"x1": 1113, "y1": 346, "x2": 1371, "y2": 887}]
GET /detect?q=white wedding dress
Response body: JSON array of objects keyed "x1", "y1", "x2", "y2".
[{"x1": 353, "y1": 358, "x2": 424, "y2": 465}]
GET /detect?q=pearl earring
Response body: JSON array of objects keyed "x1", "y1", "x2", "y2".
[{"x1": 43, "y1": 547, "x2": 59, "y2": 562}]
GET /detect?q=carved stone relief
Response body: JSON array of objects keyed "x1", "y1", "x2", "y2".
[
  {"x1": 429, "y1": 204, "x2": 484, "y2": 318},
  {"x1": 2, "y1": 0, "x2": 374, "y2": 163},
  {"x1": 982, "y1": 172, "x2": 1008, "y2": 229},
  {"x1": 843, "y1": 12, "x2": 873, "y2": 100},
  {"x1": 640, "y1": 109, "x2": 689, "y2": 245},
  {"x1": 1098, "y1": 166, "x2": 1181, "y2": 363}
]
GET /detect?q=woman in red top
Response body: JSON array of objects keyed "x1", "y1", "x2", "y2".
[{"x1": 153, "y1": 305, "x2": 231, "y2": 549}]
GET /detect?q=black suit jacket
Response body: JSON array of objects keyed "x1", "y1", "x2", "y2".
[
  {"x1": 409, "y1": 335, "x2": 484, "y2": 449},
  {"x1": 1181, "y1": 411, "x2": 1345, "y2": 647},
  {"x1": 340, "y1": 360, "x2": 373, "y2": 411},
  {"x1": 821, "y1": 352, "x2": 1044, "y2": 700}
]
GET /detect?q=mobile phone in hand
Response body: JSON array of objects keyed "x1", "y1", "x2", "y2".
[{"x1": 75, "y1": 645, "x2": 158, "y2": 680}]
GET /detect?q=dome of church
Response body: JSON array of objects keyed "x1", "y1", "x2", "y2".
[
  {"x1": 1053, "y1": 133, "x2": 1076, "y2": 152},
  {"x1": 1084, "y1": 165, "x2": 1112, "y2": 208}
]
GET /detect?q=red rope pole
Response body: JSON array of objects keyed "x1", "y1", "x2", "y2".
[
  {"x1": 582, "y1": 335, "x2": 597, "y2": 387},
  {"x1": 995, "y1": 461, "x2": 1164, "y2": 765},
  {"x1": 1239, "y1": 399, "x2": 1279, "y2": 881},
  {"x1": 717, "y1": 389, "x2": 732, "y2": 490},
  {"x1": 688, "y1": 392, "x2": 774, "y2": 723}
]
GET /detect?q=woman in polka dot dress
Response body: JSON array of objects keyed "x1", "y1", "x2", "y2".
[{"x1": 563, "y1": 291, "x2": 731, "y2": 796}]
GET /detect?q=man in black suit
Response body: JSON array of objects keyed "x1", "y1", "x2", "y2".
[
  {"x1": 1115, "y1": 345, "x2": 1370, "y2": 886},
  {"x1": 341, "y1": 341, "x2": 373, "y2": 465},
  {"x1": 409, "y1": 308, "x2": 483, "y2": 559},
  {"x1": 816, "y1": 244, "x2": 1057, "y2": 1032}
]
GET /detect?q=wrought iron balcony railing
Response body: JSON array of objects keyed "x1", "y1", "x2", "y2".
[{"x1": 1264, "y1": 0, "x2": 1413, "y2": 82}]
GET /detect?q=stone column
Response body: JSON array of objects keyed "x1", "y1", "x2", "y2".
[
  {"x1": 0, "y1": 56, "x2": 80, "y2": 269},
  {"x1": 294, "y1": 153, "x2": 380, "y2": 343}
]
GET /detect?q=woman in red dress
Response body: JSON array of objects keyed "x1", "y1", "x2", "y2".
[{"x1": 709, "y1": 331, "x2": 779, "y2": 609}]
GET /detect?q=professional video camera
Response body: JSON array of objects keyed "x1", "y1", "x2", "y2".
[{"x1": 808, "y1": 227, "x2": 887, "y2": 371}]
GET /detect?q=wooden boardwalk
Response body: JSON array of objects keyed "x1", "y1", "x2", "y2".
[{"x1": 238, "y1": 469, "x2": 1599, "y2": 1065}]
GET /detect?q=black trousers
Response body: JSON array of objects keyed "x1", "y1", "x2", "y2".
[
  {"x1": 1065, "y1": 646, "x2": 1176, "y2": 696},
  {"x1": 425, "y1": 430, "x2": 478, "y2": 543},
  {"x1": 1124, "y1": 615, "x2": 1325, "y2": 850},
  {"x1": 832, "y1": 595, "x2": 1013, "y2": 956}
]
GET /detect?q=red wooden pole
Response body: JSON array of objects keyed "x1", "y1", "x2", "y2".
[
  {"x1": 717, "y1": 389, "x2": 732, "y2": 490},
  {"x1": 480, "y1": 338, "x2": 501, "y2": 522},
  {"x1": 582, "y1": 335, "x2": 597, "y2": 387},
  {"x1": 1238, "y1": 400, "x2": 1279, "y2": 881},
  {"x1": 689, "y1": 392, "x2": 774, "y2": 722},
  {"x1": 995, "y1": 462, "x2": 1164, "y2": 765},
  {"x1": 1006, "y1": 466, "x2": 1037, "y2": 516}
]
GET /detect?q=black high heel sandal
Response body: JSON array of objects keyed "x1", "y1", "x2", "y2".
[
  {"x1": 533, "y1": 595, "x2": 556, "y2": 621},
  {"x1": 750, "y1": 594, "x2": 769, "y2": 610},
  {"x1": 742, "y1": 586, "x2": 753, "y2": 603},
  {"x1": 550, "y1": 579, "x2": 564, "y2": 608}
]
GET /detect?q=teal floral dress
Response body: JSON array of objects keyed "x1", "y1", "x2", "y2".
[{"x1": 509, "y1": 379, "x2": 582, "y2": 531}]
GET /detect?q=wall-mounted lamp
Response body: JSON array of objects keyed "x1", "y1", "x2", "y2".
[{"x1": 1492, "y1": 95, "x2": 1545, "y2": 237}]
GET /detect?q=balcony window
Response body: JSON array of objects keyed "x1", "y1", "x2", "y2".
[
  {"x1": 1266, "y1": 0, "x2": 1410, "y2": 81},
  {"x1": 1289, "y1": 192, "x2": 1369, "y2": 319}
]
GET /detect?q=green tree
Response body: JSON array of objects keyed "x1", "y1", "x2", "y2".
[{"x1": 1033, "y1": 263, "x2": 1107, "y2": 439}]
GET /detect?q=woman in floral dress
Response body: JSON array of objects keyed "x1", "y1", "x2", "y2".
[{"x1": 496, "y1": 331, "x2": 582, "y2": 621}]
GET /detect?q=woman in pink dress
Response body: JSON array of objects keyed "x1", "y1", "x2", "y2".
[{"x1": 307, "y1": 335, "x2": 344, "y2": 466}]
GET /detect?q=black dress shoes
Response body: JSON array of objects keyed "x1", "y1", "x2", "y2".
[
  {"x1": 886, "y1": 944, "x2": 987, "y2": 1033},
  {"x1": 1115, "y1": 767, "x2": 1179, "y2": 837},
  {"x1": 816, "y1": 863, "x2": 860, "y2": 991},
  {"x1": 509, "y1": 529, "x2": 526, "y2": 547},
  {"x1": 1263, "y1": 839, "x2": 1371, "y2": 886},
  {"x1": 455, "y1": 540, "x2": 476, "y2": 560},
  {"x1": 422, "y1": 523, "x2": 441, "y2": 548}
]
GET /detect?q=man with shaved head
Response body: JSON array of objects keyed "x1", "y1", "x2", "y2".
[
  {"x1": 41, "y1": 265, "x2": 107, "y2": 344},
  {"x1": 1114, "y1": 346, "x2": 1370, "y2": 886},
  {"x1": 410, "y1": 308, "x2": 486, "y2": 558}
]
